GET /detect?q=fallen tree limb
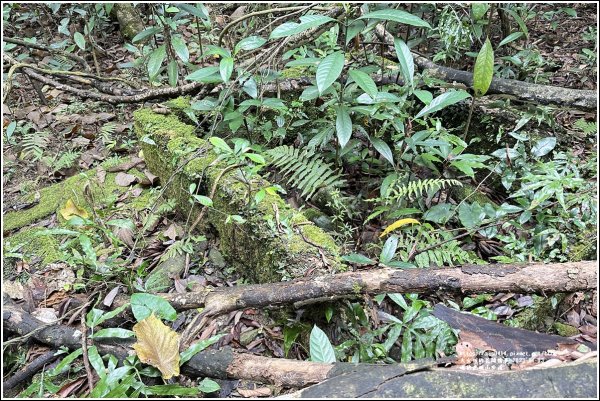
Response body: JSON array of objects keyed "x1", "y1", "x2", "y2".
[
  {"x1": 4, "y1": 299, "x2": 596, "y2": 396},
  {"x1": 374, "y1": 25, "x2": 597, "y2": 111},
  {"x1": 150, "y1": 261, "x2": 597, "y2": 317},
  {"x1": 2, "y1": 349, "x2": 60, "y2": 392}
]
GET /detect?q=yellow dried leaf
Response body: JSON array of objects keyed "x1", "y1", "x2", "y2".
[
  {"x1": 59, "y1": 198, "x2": 89, "y2": 221},
  {"x1": 133, "y1": 313, "x2": 180, "y2": 379},
  {"x1": 380, "y1": 218, "x2": 420, "y2": 238}
]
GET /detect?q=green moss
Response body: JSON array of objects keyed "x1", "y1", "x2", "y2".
[
  {"x1": 450, "y1": 183, "x2": 497, "y2": 207},
  {"x1": 505, "y1": 294, "x2": 565, "y2": 331},
  {"x1": 133, "y1": 108, "x2": 195, "y2": 140},
  {"x1": 4, "y1": 228, "x2": 64, "y2": 266},
  {"x1": 280, "y1": 66, "x2": 309, "y2": 79},
  {"x1": 165, "y1": 96, "x2": 192, "y2": 111},
  {"x1": 553, "y1": 322, "x2": 579, "y2": 337}
]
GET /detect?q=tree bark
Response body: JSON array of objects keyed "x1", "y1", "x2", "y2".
[{"x1": 112, "y1": 4, "x2": 145, "y2": 42}]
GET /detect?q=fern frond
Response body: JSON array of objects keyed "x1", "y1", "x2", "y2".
[
  {"x1": 574, "y1": 119, "x2": 597, "y2": 135},
  {"x1": 21, "y1": 131, "x2": 49, "y2": 161},
  {"x1": 99, "y1": 122, "x2": 116, "y2": 144},
  {"x1": 267, "y1": 145, "x2": 345, "y2": 199},
  {"x1": 389, "y1": 178, "x2": 462, "y2": 200}
]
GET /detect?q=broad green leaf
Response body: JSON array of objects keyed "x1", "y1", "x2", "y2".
[
  {"x1": 270, "y1": 15, "x2": 335, "y2": 39},
  {"x1": 348, "y1": 69, "x2": 377, "y2": 98},
  {"x1": 394, "y1": 38, "x2": 414, "y2": 87},
  {"x1": 413, "y1": 89, "x2": 433, "y2": 105},
  {"x1": 345, "y1": 19, "x2": 366, "y2": 45},
  {"x1": 148, "y1": 45, "x2": 166, "y2": 78},
  {"x1": 370, "y1": 137, "x2": 394, "y2": 166},
  {"x1": 458, "y1": 202, "x2": 485, "y2": 229},
  {"x1": 106, "y1": 219, "x2": 135, "y2": 230},
  {"x1": 131, "y1": 293, "x2": 177, "y2": 322},
  {"x1": 380, "y1": 235, "x2": 398, "y2": 264},
  {"x1": 473, "y1": 38, "x2": 494, "y2": 96},
  {"x1": 171, "y1": 35, "x2": 189, "y2": 62},
  {"x1": 185, "y1": 66, "x2": 221, "y2": 82},
  {"x1": 87, "y1": 346, "x2": 106, "y2": 379},
  {"x1": 316, "y1": 51, "x2": 344, "y2": 94},
  {"x1": 92, "y1": 328, "x2": 135, "y2": 339},
  {"x1": 219, "y1": 56, "x2": 234, "y2": 83},
  {"x1": 359, "y1": 9, "x2": 431, "y2": 29},
  {"x1": 74, "y1": 32, "x2": 85, "y2": 50},
  {"x1": 198, "y1": 378, "x2": 221, "y2": 393},
  {"x1": 531, "y1": 137, "x2": 556, "y2": 157},
  {"x1": 341, "y1": 253, "x2": 376, "y2": 265},
  {"x1": 193, "y1": 195, "x2": 213, "y2": 207},
  {"x1": 167, "y1": 60, "x2": 178, "y2": 87},
  {"x1": 335, "y1": 104, "x2": 352, "y2": 148},
  {"x1": 5, "y1": 121, "x2": 16, "y2": 140},
  {"x1": 401, "y1": 330, "x2": 413, "y2": 362},
  {"x1": 178, "y1": 4, "x2": 208, "y2": 19},
  {"x1": 132, "y1": 27, "x2": 160, "y2": 43},
  {"x1": 415, "y1": 90, "x2": 471, "y2": 118},
  {"x1": 423, "y1": 203, "x2": 452, "y2": 224},
  {"x1": 180, "y1": 334, "x2": 225, "y2": 364},
  {"x1": 49, "y1": 349, "x2": 83, "y2": 377},
  {"x1": 498, "y1": 32, "x2": 524, "y2": 47},
  {"x1": 388, "y1": 293, "x2": 408, "y2": 310},
  {"x1": 235, "y1": 36, "x2": 266, "y2": 53},
  {"x1": 309, "y1": 325, "x2": 336, "y2": 363},
  {"x1": 209, "y1": 136, "x2": 232, "y2": 153},
  {"x1": 143, "y1": 385, "x2": 198, "y2": 396},
  {"x1": 471, "y1": 3, "x2": 490, "y2": 20}
]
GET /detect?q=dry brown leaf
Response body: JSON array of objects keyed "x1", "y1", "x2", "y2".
[
  {"x1": 133, "y1": 313, "x2": 181, "y2": 379},
  {"x1": 59, "y1": 198, "x2": 89, "y2": 221},
  {"x1": 115, "y1": 172, "x2": 138, "y2": 187}
]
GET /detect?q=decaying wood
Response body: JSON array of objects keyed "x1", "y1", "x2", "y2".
[
  {"x1": 138, "y1": 261, "x2": 597, "y2": 317},
  {"x1": 432, "y1": 304, "x2": 595, "y2": 355},
  {"x1": 4, "y1": 299, "x2": 596, "y2": 396}
]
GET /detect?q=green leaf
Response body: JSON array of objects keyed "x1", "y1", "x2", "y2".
[
  {"x1": 503, "y1": 8, "x2": 528, "y2": 37},
  {"x1": 92, "y1": 328, "x2": 135, "y2": 339},
  {"x1": 143, "y1": 385, "x2": 199, "y2": 396},
  {"x1": 348, "y1": 69, "x2": 377, "y2": 98},
  {"x1": 498, "y1": 32, "x2": 524, "y2": 47},
  {"x1": 316, "y1": 51, "x2": 344, "y2": 94},
  {"x1": 335, "y1": 104, "x2": 352, "y2": 148},
  {"x1": 171, "y1": 35, "x2": 189, "y2": 62},
  {"x1": 401, "y1": 329, "x2": 413, "y2": 362},
  {"x1": 380, "y1": 235, "x2": 398, "y2": 264},
  {"x1": 458, "y1": 202, "x2": 485, "y2": 229},
  {"x1": 423, "y1": 203, "x2": 452, "y2": 224},
  {"x1": 74, "y1": 32, "x2": 86, "y2": 50},
  {"x1": 198, "y1": 378, "x2": 221, "y2": 393},
  {"x1": 471, "y1": 3, "x2": 490, "y2": 20},
  {"x1": 178, "y1": 4, "x2": 208, "y2": 19},
  {"x1": 87, "y1": 346, "x2": 106, "y2": 379},
  {"x1": 185, "y1": 66, "x2": 222, "y2": 83},
  {"x1": 5, "y1": 121, "x2": 16, "y2": 140},
  {"x1": 531, "y1": 137, "x2": 556, "y2": 157},
  {"x1": 180, "y1": 334, "x2": 225, "y2": 365},
  {"x1": 106, "y1": 219, "x2": 135, "y2": 230},
  {"x1": 167, "y1": 60, "x2": 178, "y2": 87},
  {"x1": 270, "y1": 15, "x2": 335, "y2": 39},
  {"x1": 147, "y1": 45, "x2": 166, "y2": 79},
  {"x1": 345, "y1": 19, "x2": 366, "y2": 45},
  {"x1": 473, "y1": 38, "x2": 494, "y2": 96},
  {"x1": 193, "y1": 195, "x2": 213, "y2": 207},
  {"x1": 209, "y1": 136, "x2": 232, "y2": 153},
  {"x1": 341, "y1": 253, "x2": 376, "y2": 264},
  {"x1": 219, "y1": 56, "x2": 234, "y2": 83},
  {"x1": 49, "y1": 349, "x2": 83, "y2": 377},
  {"x1": 235, "y1": 36, "x2": 266, "y2": 53},
  {"x1": 394, "y1": 38, "x2": 414, "y2": 87},
  {"x1": 415, "y1": 90, "x2": 471, "y2": 119},
  {"x1": 131, "y1": 293, "x2": 177, "y2": 321},
  {"x1": 370, "y1": 137, "x2": 394, "y2": 166},
  {"x1": 413, "y1": 89, "x2": 433, "y2": 105},
  {"x1": 310, "y1": 325, "x2": 336, "y2": 363},
  {"x1": 132, "y1": 27, "x2": 160, "y2": 43},
  {"x1": 359, "y1": 9, "x2": 431, "y2": 29}
]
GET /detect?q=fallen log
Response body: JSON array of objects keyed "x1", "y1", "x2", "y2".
[
  {"x1": 134, "y1": 261, "x2": 597, "y2": 317},
  {"x1": 4, "y1": 299, "x2": 596, "y2": 397}
]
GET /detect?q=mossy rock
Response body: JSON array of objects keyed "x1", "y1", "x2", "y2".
[{"x1": 133, "y1": 103, "x2": 343, "y2": 283}]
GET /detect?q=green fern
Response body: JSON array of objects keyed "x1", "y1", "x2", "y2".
[
  {"x1": 99, "y1": 122, "x2": 116, "y2": 146},
  {"x1": 51, "y1": 150, "x2": 81, "y2": 172},
  {"x1": 389, "y1": 178, "x2": 462, "y2": 200},
  {"x1": 267, "y1": 145, "x2": 345, "y2": 199},
  {"x1": 21, "y1": 130, "x2": 49, "y2": 161},
  {"x1": 574, "y1": 119, "x2": 597, "y2": 135}
]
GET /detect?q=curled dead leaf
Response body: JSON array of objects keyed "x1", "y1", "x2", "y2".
[{"x1": 59, "y1": 198, "x2": 89, "y2": 221}]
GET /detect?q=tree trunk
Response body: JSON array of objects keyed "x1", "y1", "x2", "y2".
[{"x1": 113, "y1": 4, "x2": 145, "y2": 42}]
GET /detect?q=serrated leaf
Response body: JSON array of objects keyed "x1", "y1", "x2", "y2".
[
  {"x1": 473, "y1": 38, "x2": 494, "y2": 96},
  {"x1": 380, "y1": 218, "x2": 420, "y2": 238},
  {"x1": 148, "y1": 45, "x2": 166, "y2": 78},
  {"x1": 359, "y1": 9, "x2": 431, "y2": 28},
  {"x1": 415, "y1": 90, "x2": 471, "y2": 119},
  {"x1": 133, "y1": 314, "x2": 180, "y2": 379},
  {"x1": 219, "y1": 56, "x2": 234, "y2": 83},
  {"x1": 370, "y1": 137, "x2": 394, "y2": 166},
  {"x1": 74, "y1": 32, "x2": 85, "y2": 50},
  {"x1": 131, "y1": 293, "x2": 177, "y2": 321},
  {"x1": 394, "y1": 38, "x2": 414, "y2": 87},
  {"x1": 348, "y1": 69, "x2": 377, "y2": 98},
  {"x1": 171, "y1": 35, "x2": 189, "y2": 62},
  {"x1": 316, "y1": 51, "x2": 344, "y2": 94},
  {"x1": 309, "y1": 325, "x2": 336, "y2": 363},
  {"x1": 531, "y1": 137, "x2": 556, "y2": 157},
  {"x1": 335, "y1": 104, "x2": 352, "y2": 148},
  {"x1": 60, "y1": 198, "x2": 89, "y2": 221}
]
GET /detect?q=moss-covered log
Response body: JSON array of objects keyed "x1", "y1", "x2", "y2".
[
  {"x1": 133, "y1": 106, "x2": 342, "y2": 283},
  {"x1": 112, "y1": 4, "x2": 145, "y2": 42}
]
